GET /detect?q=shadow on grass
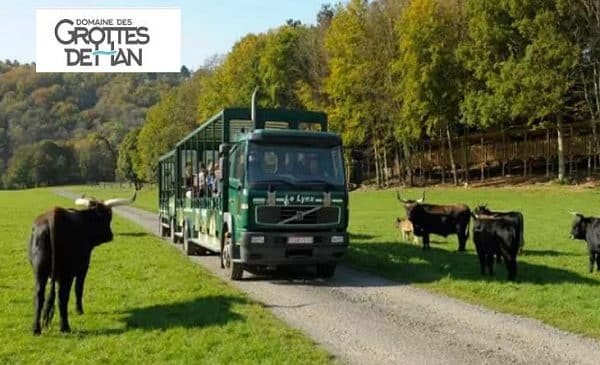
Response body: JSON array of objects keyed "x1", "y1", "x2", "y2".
[
  {"x1": 521, "y1": 249, "x2": 580, "y2": 257},
  {"x1": 347, "y1": 241, "x2": 600, "y2": 285},
  {"x1": 349, "y1": 232, "x2": 376, "y2": 240},
  {"x1": 117, "y1": 231, "x2": 150, "y2": 238},
  {"x1": 79, "y1": 295, "x2": 246, "y2": 336},
  {"x1": 125, "y1": 295, "x2": 246, "y2": 330}
]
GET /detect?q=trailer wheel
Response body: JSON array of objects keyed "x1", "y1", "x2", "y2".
[
  {"x1": 316, "y1": 263, "x2": 337, "y2": 279},
  {"x1": 182, "y1": 221, "x2": 195, "y2": 256},
  {"x1": 170, "y1": 219, "x2": 180, "y2": 244},
  {"x1": 222, "y1": 233, "x2": 243, "y2": 280},
  {"x1": 159, "y1": 216, "x2": 169, "y2": 237}
]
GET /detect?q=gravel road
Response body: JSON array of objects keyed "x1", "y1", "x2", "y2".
[{"x1": 57, "y1": 190, "x2": 600, "y2": 364}]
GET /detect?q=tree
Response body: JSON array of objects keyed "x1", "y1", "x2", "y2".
[
  {"x1": 259, "y1": 25, "x2": 309, "y2": 108},
  {"x1": 137, "y1": 72, "x2": 205, "y2": 181},
  {"x1": 569, "y1": 0, "x2": 600, "y2": 172},
  {"x1": 2, "y1": 140, "x2": 77, "y2": 188},
  {"x1": 74, "y1": 137, "x2": 116, "y2": 183},
  {"x1": 395, "y1": 0, "x2": 465, "y2": 185},
  {"x1": 2, "y1": 144, "x2": 35, "y2": 188},
  {"x1": 117, "y1": 127, "x2": 142, "y2": 186},
  {"x1": 460, "y1": 0, "x2": 578, "y2": 181},
  {"x1": 317, "y1": 4, "x2": 335, "y2": 28},
  {"x1": 197, "y1": 34, "x2": 266, "y2": 121},
  {"x1": 324, "y1": 0, "x2": 371, "y2": 148}
]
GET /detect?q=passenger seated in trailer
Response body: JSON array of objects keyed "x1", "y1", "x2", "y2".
[
  {"x1": 197, "y1": 163, "x2": 207, "y2": 197},
  {"x1": 184, "y1": 165, "x2": 194, "y2": 199},
  {"x1": 212, "y1": 162, "x2": 221, "y2": 196}
]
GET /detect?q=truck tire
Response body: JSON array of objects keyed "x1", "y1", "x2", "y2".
[
  {"x1": 222, "y1": 233, "x2": 243, "y2": 280},
  {"x1": 316, "y1": 263, "x2": 337, "y2": 278}
]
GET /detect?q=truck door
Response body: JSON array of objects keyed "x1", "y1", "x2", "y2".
[{"x1": 228, "y1": 143, "x2": 245, "y2": 239}]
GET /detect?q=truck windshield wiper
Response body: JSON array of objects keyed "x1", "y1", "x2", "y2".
[
  {"x1": 296, "y1": 179, "x2": 335, "y2": 190},
  {"x1": 254, "y1": 179, "x2": 297, "y2": 187}
]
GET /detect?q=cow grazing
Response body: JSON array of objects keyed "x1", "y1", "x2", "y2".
[
  {"x1": 471, "y1": 212, "x2": 521, "y2": 280},
  {"x1": 28, "y1": 192, "x2": 136, "y2": 335},
  {"x1": 395, "y1": 217, "x2": 420, "y2": 245},
  {"x1": 398, "y1": 191, "x2": 471, "y2": 251},
  {"x1": 570, "y1": 212, "x2": 600, "y2": 273}
]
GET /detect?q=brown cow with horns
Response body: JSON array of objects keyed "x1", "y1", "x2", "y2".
[
  {"x1": 28, "y1": 191, "x2": 136, "y2": 335},
  {"x1": 397, "y1": 191, "x2": 471, "y2": 251}
]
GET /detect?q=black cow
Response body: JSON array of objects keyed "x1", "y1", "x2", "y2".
[
  {"x1": 570, "y1": 212, "x2": 600, "y2": 273},
  {"x1": 473, "y1": 205, "x2": 524, "y2": 253},
  {"x1": 471, "y1": 212, "x2": 521, "y2": 280},
  {"x1": 398, "y1": 191, "x2": 471, "y2": 251},
  {"x1": 28, "y1": 192, "x2": 136, "y2": 335}
]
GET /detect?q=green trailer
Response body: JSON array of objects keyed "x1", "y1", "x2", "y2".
[{"x1": 158, "y1": 102, "x2": 349, "y2": 280}]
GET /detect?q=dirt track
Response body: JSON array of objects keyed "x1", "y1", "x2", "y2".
[{"x1": 57, "y1": 190, "x2": 600, "y2": 364}]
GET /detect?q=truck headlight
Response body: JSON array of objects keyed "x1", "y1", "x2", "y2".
[
  {"x1": 331, "y1": 235, "x2": 344, "y2": 244},
  {"x1": 251, "y1": 236, "x2": 265, "y2": 244}
]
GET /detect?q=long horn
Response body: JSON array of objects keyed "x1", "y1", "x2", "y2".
[
  {"x1": 75, "y1": 197, "x2": 91, "y2": 207},
  {"x1": 396, "y1": 191, "x2": 408, "y2": 203},
  {"x1": 417, "y1": 191, "x2": 425, "y2": 203},
  {"x1": 104, "y1": 191, "x2": 137, "y2": 208},
  {"x1": 569, "y1": 211, "x2": 580, "y2": 216}
]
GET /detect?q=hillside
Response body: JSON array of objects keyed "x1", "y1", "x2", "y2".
[{"x1": 0, "y1": 61, "x2": 190, "y2": 187}]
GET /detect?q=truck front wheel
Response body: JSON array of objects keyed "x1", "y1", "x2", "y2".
[{"x1": 222, "y1": 233, "x2": 243, "y2": 280}]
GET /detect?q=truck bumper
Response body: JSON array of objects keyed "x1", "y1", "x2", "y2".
[{"x1": 234, "y1": 231, "x2": 348, "y2": 266}]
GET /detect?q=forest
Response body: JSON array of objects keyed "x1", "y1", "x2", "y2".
[{"x1": 3, "y1": 0, "x2": 600, "y2": 188}]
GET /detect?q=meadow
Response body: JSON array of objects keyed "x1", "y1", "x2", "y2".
[
  {"x1": 0, "y1": 189, "x2": 334, "y2": 364},
  {"x1": 66, "y1": 184, "x2": 600, "y2": 339},
  {"x1": 349, "y1": 186, "x2": 600, "y2": 338}
]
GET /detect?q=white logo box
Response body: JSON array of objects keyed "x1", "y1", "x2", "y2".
[{"x1": 36, "y1": 8, "x2": 181, "y2": 72}]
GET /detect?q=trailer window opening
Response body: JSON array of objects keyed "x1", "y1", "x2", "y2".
[{"x1": 247, "y1": 143, "x2": 344, "y2": 186}]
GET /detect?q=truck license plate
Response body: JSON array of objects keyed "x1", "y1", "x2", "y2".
[{"x1": 288, "y1": 236, "x2": 313, "y2": 244}]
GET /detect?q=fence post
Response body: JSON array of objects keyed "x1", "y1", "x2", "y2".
[
  {"x1": 523, "y1": 130, "x2": 527, "y2": 177},
  {"x1": 480, "y1": 136, "x2": 484, "y2": 182},
  {"x1": 501, "y1": 129, "x2": 506, "y2": 177},
  {"x1": 569, "y1": 126, "x2": 574, "y2": 177},
  {"x1": 546, "y1": 129, "x2": 550, "y2": 177}
]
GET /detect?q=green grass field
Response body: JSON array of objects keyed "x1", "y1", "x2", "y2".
[
  {"x1": 65, "y1": 184, "x2": 600, "y2": 339},
  {"x1": 0, "y1": 189, "x2": 334, "y2": 364},
  {"x1": 64, "y1": 185, "x2": 157, "y2": 212},
  {"x1": 349, "y1": 186, "x2": 600, "y2": 339}
]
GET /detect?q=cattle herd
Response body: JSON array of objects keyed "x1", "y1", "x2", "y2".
[
  {"x1": 396, "y1": 191, "x2": 599, "y2": 282},
  {"x1": 26, "y1": 189, "x2": 600, "y2": 335}
]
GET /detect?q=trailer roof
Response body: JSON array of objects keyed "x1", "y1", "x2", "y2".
[
  {"x1": 159, "y1": 107, "x2": 328, "y2": 156},
  {"x1": 181, "y1": 107, "x2": 326, "y2": 141}
]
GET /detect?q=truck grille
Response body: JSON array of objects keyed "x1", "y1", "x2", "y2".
[{"x1": 256, "y1": 206, "x2": 340, "y2": 225}]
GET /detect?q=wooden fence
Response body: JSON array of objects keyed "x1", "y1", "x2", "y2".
[{"x1": 360, "y1": 121, "x2": 600, "y2": 185}]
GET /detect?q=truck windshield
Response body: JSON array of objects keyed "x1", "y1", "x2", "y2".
[{"x1": 247, "y1": 143, "x2": 345, "y2": 188}]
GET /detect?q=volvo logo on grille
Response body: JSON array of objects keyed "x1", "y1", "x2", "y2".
[{"x1": 295, "y1": 211, "x2": 304, "y2": 221}]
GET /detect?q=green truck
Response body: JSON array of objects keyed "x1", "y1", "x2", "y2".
[{"x1": 158, "y1": 98, "x2": 349, "y2": 280}]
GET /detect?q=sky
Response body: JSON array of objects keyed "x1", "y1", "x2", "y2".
[{"x1": 0, "y1": 0, "x2": 330, "y2": 70}]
